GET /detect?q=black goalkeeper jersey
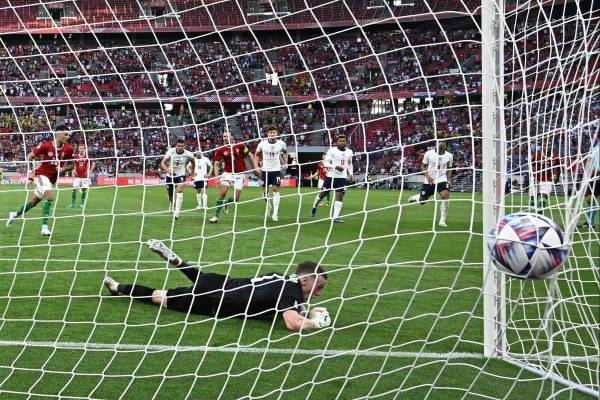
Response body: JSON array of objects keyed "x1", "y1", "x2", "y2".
[{"x1": 176, "y1": 271, "x2": 305, "y2": 318}]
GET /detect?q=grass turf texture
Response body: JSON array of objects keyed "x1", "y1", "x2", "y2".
[{"x1": 0, "y1": 184, "x2": 597, "y2": 399}]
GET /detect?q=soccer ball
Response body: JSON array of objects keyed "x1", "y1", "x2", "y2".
[{"x1": 487, "y1": 212, "x2": 569, "y2": 279}]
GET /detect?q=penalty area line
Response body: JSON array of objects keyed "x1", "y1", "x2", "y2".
[{"x1": 0, "y1": 340, "x2": 485, "y2": 359}]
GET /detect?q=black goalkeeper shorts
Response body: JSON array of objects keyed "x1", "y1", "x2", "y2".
[{"x1": 166, "y1": 273, "x2": 227, "y2": 316}]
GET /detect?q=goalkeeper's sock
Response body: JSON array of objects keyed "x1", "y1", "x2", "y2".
[
  {"x1": 70, "y1": 190, "x2": 77, "y2": 205},
  {"x1": 215, "y1": 199, "x2": 224, "y2": 217},
  {"x1": 42, "y1": 199, "x2": 53, "y2": 226},
  {"x1": 332, "y1": 201, "x2": 343, "y2": 219},
  {"x1": 196, "y1": 193, "x2": 203, "y2": 207},
  {"x1": 16, "y1": 201, "x2": 35, "y2": 217},
  {"x1": 202, "y1": 193, "x2": 208, "y2": 208},
  {"x1": 312, "y1": 194, "x2": 322, "y2": 209},
  {"x1": 588, "y1": 204, "x2": 597, "y2": 225},
  {"x1": 440, "y1": 200, "x2": 449, "y2": 223},
  {"x1": 117, "y1": 284, "x2": 155, "y2": 303},
  {"x1": 175, "y1": 192, "x2": 183, "y2": 215},
  {"x1": 80, "y1": 189, "x2": 87, "y2": 205},
  {"x1": 273, "y1": 192, "x2": 281, "y2": 216}
]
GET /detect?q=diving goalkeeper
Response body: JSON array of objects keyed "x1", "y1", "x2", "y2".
[{"x1": 104, "y1": 240, "x2": 331, "y2": 331}]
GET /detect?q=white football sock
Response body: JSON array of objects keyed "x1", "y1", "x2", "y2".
[
  {"x1": 175, "y1": 192, "x2": 183, "y2": 214},
  {"x1": 440, "y1": 199, "x2": 449, "y2": 223},
  {"x1": 273, "y1": 192, "x2": 281, "y2": 215},
  {"x1": 312, "y1": 194, "x2": 322, "y2": 208},
  {"x1": 408, "y1": 194, "x2": 419, "y2": 202},
  {"x1": 196, "y1": 193, "x2": 203, "y2": 207},
  {"x1": 202, "y1": 193, "x2": 208, "y2": 208},
  {"x1": 333, "y1": 201, "x2": 343, "y2": 219}
]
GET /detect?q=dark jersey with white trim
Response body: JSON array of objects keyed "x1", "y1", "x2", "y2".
[{"x1": 205, "y1": 272, "x2": 305, "y2": 318}]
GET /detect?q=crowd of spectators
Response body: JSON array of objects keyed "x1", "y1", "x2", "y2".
[{"x1": 1, "y1": 20, "x2": 580, "y2": 100}]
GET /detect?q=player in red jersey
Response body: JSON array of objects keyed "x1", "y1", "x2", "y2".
[
  {"x1": 530, "y1": 142, "x2": 561, "y2": 212},
  {"x1": 209, "y1": 131, "x2": 259, "y2": 224},
  {"x1": 6, "y1": 126, "x2": 74, "y2": 236},
  {"x1": 308, "y1": 154, "x2": 330, "y2": 206},
  {"x1": 68, "y1": 145, "x2": 95, "y2": 209}
]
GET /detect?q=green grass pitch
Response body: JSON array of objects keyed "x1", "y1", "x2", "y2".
[{"x1": 0, "y1": 184, "x2": 597, "y2": 399}]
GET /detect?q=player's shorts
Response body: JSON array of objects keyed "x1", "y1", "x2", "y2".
[
  {"x1": 220, "y1": 172, "x2": 244, "y2": 190},
  {"x1": 317, "y1": 178, "x2": 324, "y2": 189},
  {"x1": 421, "y1": 182, "x2": 449, "y2": 198},
  {"x1": 530, "y1": 181, "x2": 554, "y2": 196},
  {"x1": 165, "y1": 175, "x2": 185, "y2": 189},
  {"x1": 33, "y1": 175, "x2": 53, "y2": 199},
  {"x1": 166, "y1": 272, "x2": 227, "y2": 316},
  {"x1": 193, "y1": 180, "x2": 206, "y2": 190},
  {"x1": 261, "y1": 171, "x2": 281, "y2": 187},
  {"x1": 322, "y1": 177, "x2": 347, "y2": 193},
  {"x1": 73, "y1": 177, "x2": 90, "y2": 189}
]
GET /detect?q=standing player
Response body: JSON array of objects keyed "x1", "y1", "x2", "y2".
[
  {"x1": 254, "y1": 126, "x2": 288, "y2": 221},
  {"x1": 104, "y1": 239, "x2": 331, "y2": 332},
  {"x1": 189, "y1": 151, "x2": 213, "y2": 210},
  {"x1": 579, "y1": 140, "x2": 599, "y2": 229},
  {"x1": 408, "y1": 140, "x2": 453, "y2": 227},
  {"x1": 68, "y1": 145, "x2": 95, "y2": 209},
  {"x1": 160, "y1": 138, "x2": 195, "y2": 220},
  {"x1": 310, "y1": 135, "x2": 353, "y2": 223},
  {"x1": 209, "y1": 131, "x2": 258, "y2": 224},
  {"x1": 308, "y1": 154, "x2": 330, "y2": 206},
  {"x1": 6, "y1": 126, "x2": 74, "y2": 236},
  {"x1": 530, "y1": 141, "x2": 561, "y2": 213}
]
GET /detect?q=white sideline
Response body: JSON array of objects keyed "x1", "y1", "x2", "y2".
[{"x1": 0, "y1": 339, "x2": 484, "y2": 359}]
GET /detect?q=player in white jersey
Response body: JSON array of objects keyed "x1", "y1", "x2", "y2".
[
  {"x1": 254, "y1": 126, "x2": 288, "y2": 221},
  {"x1": 310, "y1": 135, "x2": 354, "y2": 223},
  {"x1": 160, "y1": 138, "x2": 195, "y2": 220},
  {"x1": 408, "y1": 140, "x2": 453, "y2": 227},
  {"x1": 188, "y1": 151, "x2": 213, "y2": 210}
]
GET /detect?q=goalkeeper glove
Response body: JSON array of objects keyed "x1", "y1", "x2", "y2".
[{"x1": 308, "y1": 307, "x2": 331, "y2": 328}]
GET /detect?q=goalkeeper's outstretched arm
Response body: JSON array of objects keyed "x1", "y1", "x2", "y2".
[{"x1": 282, "y1": 309, "x2": 331, "y2": 331}]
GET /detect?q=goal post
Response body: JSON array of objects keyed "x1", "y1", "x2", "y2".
[{"x1": 481, "y1": 0, "x2": 506, "y2": 360}]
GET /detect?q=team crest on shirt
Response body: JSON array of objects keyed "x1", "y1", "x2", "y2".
[
  {"x1": 48, "y1": 151, "x2": 54, "y2": 157},
  {"x1": 235, "y1": 148, "x2": 239, "y2": 154}
]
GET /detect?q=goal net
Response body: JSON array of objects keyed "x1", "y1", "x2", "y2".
[{"x1": 0, "y1": 0, "x2": 597, "y2": 399}]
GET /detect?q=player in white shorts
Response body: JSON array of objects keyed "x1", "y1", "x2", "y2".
[
  {"x1": 69, "y1": 145, "x2": 95, "y2": 209},
  {"x1": 189, "y1": 151, "x2": 213, "y2": 210},
  {"x1": 160, "y1": 138, "x2": 195, "y2": 220},
  {"x1": 254, "y1": 125, "x2": 288, "y2": 222},
  {"x1": 408, "y1": 140, "x2": 453, "y2": 227}
]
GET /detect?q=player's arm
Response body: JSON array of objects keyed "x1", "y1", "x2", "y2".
[
  {"x1": 213, "y1": 160, "x2": 221, "y2": 177},
  {"x1": 421, "y1": 155, "x2": 434, "y2": 184},
  {"x1": 282, "y1": 144, "x2": 289, "y2": 169},
  {"x1": 188, "y1": 156, "x2": 196, "y2": 177},
  {"x1": 246, "y1": 146, "x2": 260, "y2": 177},
  {"x1": 160, "y1": 154, "x2": 170, "y2": 174},
  {"x1": 282, "y1": 309, "x2": 332, "y2": 331},
  {"x1": 25, "y1": 150, "x2": 38, "y2": 180},
  {"x1": 446, "y1": 155, "x2": 453, "y2": 187},
  {"x1": 347, "y1": 153, "x2": 354, "y2": 183},
  {"x1": 58, "y1": 160, "x2": 74, "y2": 174},
  {"x1": 206, "y1": 160, "x2": 214, "y2": 177}
]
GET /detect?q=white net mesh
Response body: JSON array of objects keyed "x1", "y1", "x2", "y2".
[{"x1": 0, "y1": 0, "x2": 597, "y2": 399}]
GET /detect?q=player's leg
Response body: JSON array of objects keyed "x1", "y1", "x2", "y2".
[
  {"x1": 409, "y1": 184, "x2": 433, "y2": 204},
  {"x1": 210, "y1": 181, "x2": 230, "y2": 223},
  {"x1": 332, "y1": 188, "x2": 345, "y2": 223},
  {"x1": 201, "y1": 187, "x2": 208, "y2": 210},
  {"x1": 194, "y1": 181, "x2": 204, "y2": 209},
  {"x1": 40, "y1": 189, "x2": 55, "y2": 236},
  {"x1": 272, "y1": 181, "x2": 281, "y2": 222},
  {"x1": 69, "y1": 179, "x2": 78, "y2": 207},
  {"x1": 174, "y1": 181, "x2": 185, "y2": 219},
  {"x1": 262, "y1": 172, "x2": 272, "y2": 216},
  {"x1": 438, "y1": 185, "x2": 450, "y2": 227},
  {"x1": 7, "y1": 192, "x2": 42, "y2": 227},
  {"x1": 538, "y1": 182, "x2": 553, "y2": 212},
  {"x1": 104, "y1": 276, "x2": 165, "y2": 306},
  {"x1": 166, "y1": 178, "x2": 174, "y2": 212},
  {"x1": 311, "y1": 178, "x2": 331, "y2": 216},
  {"x1": 79, "y1": 178, "x2": 89, "y2": 208}
]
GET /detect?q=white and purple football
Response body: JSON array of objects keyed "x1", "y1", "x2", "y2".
[{"x1": 488, "y1": 212, "x2": 569, "y2": 279}]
